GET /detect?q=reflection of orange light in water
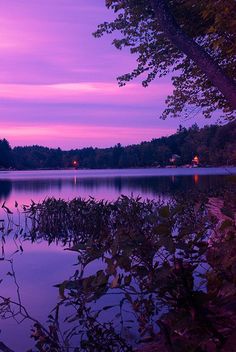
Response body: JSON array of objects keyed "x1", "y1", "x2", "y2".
[{"x1": 194, "y1": 174, "x2": 199, "y2": 184}]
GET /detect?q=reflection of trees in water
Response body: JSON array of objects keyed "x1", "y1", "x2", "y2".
[
  {"x1": 111, "y1": 175, "x2": 228, "y2": 195},
  {"x1": 7, "y1": 175, "x2": 230, "y2": 197},
  {"x1": 0, "y1": 180, "x2": 12, "y2": 202},
  {"x1": 10, "y1": 179, "x2": 63, "y2": 193}
]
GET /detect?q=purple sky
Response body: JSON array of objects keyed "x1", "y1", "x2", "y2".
[{"x1": 0, "y1": 0, "x2": 216, "y2": 149}]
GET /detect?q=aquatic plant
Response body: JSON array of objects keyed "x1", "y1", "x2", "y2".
[{"x1": 0, "y1": 193, "x2": 235, "y2": 351}]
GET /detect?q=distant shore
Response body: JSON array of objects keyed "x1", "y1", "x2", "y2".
[{"x1": 0, "y1": 165, "x2": 236, "y2": 172}]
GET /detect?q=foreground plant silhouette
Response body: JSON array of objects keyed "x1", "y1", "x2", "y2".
[{"x1": 0, "y1": 192, "x2": 236, "y2": 351}]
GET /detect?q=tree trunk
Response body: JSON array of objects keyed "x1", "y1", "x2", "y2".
[{"x1": 150, "y1": 0, "x2": 236, "y2": 110}]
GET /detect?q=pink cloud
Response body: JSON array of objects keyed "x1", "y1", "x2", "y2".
[
  {"x1": 0, "y1": 0, "x2": 203, "y2": 149},
  {"x1": 0, "y1": 82, "x2": 173, "y2": 104},
  {"x1": 1, "y1": 123, "x2": 174, "y2": 149}
]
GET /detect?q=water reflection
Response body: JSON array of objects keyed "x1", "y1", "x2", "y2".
[
  {"x1": 0, "y1": 194, "x2": 235, "y2": 352},
  {"x1": 0, "y1": 180, "x2": 12, "y2": 201},
  {"x1": 0, "y1": 169, "x2": 234, "y2": 205}
]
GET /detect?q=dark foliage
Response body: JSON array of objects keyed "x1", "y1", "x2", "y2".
[
  {"x1": 94, "y1": 0, "x2": 236, "y2": 121},
  {"x1": 0, "y1": 139, "x2": 13, "y2": 169},
  {"x1": 0, "y1": 191, "x2": 235, "y2": 351},
  {"x1": 0, "y1": 122, "x2": 235, "y2": 170}
]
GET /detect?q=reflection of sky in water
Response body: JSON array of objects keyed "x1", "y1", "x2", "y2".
[
  {"x1": 0, "y1": 168, "x2": 235, "y2": 208},
  {"x1": 0, "y1": 168, "x2": 235, "y2": 351},
  {"x1": 0, "y1": 245, "x2": 78, "y2": 351}
]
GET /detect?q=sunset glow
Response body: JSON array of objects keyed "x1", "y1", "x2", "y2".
[
  {"x1": 0, "y1": 124, "x2": 174, "y2": 149},
  {"x1": 0, "y1": 0, "x2": 211, "y2": 149}
]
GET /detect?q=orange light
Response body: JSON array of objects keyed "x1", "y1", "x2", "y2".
[{"x1": 194, "y1": 174, "x2": 199, "y2": 184}]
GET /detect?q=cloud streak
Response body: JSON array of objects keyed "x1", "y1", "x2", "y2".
[
  {"x1": 0, "y1": 82, "x2": 172, "y2": 104},
  {"x1": 0, "y1": 0, "x2": 197, "y2": 148},
  {"x1": 1, "y1": 123, "x2": 174, "y2": 149}
]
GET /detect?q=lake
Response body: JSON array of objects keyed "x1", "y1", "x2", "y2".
[
  {"x1": 1, "y1": 167, "x2": 235, "y2": 206},
  {"x1": 0, "y1": 168, "x2": 235, "y2": 351}
]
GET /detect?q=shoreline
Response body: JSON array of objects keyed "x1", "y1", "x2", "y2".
[{"x1": 0, "y1": 165, "x2": 236, "y2": 172}]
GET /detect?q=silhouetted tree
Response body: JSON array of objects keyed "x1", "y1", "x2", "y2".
[
  {"x1": 0, "y1": 139, "x2": 13, "y2": 168},
  {"x1": 0, "y1": 122, "x2": 233, "y2": 170},
  {"x1": 95, "y1": 0, "x2": 236, "y2": 121}
]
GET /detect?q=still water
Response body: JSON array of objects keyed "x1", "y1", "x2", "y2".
[
  {"x1": 0, "y1": 168, "x2": 235, "y2": 351},
  {"x1": 1, "y1": 167, "x2": 235, "y2": 206}
]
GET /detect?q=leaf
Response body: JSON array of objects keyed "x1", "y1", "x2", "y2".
[
  {"x1": 65, "y1": 243, "x2": 86, "y2": 251},
  {"x1": 2, "y1": 202, "x2": 13, "y2": 214},
  {"x1": 111, "y1": 275, "x2": 120, "y2": 288},
  {"x1": 96, "y1": 270, "x2": 108, "y2": 287},
  {"x1": 124, "y1": 275, "x2": 132, "y2": 286},
  {"x1": 159, "y1": 206, "x2": 170, "y2": 218},
  {"x1": 59, "y1": 280, "x2": 69, "y2": 299},
  {"x1": 220, "y1": 219, "x2": 233, "y2": 231},
  {"x1": 102, "y1": 305, "x2": 114, "y2": 311}
]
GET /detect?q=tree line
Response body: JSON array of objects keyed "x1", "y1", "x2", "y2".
[{"x1": 0, "y1": 122, "x2": 235, "y2": 170}]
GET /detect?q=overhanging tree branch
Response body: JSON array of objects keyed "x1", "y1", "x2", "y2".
[{"x1": 150, "y1": 0, "x2": 236, "y2": 110}]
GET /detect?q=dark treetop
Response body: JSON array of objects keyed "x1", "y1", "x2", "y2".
[{"x1": 1, "y1": 122, "x2": 236, "y2": 170}]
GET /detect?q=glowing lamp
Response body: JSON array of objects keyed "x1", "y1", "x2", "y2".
[{"x1": 73, "y1": 160, "x2": 78, "y2": 168}]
